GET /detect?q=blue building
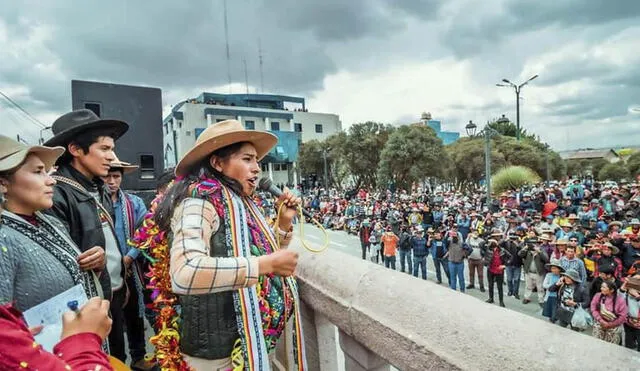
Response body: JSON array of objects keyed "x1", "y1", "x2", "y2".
[{"x1": 415, "y1": 112, "x2": 460, "y2": 145}]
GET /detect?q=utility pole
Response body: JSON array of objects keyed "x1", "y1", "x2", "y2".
[
  {"x1": 322, "y1": 148, "x2": 329, "y2": 188},
  {"x1": 485, "y1": 131, "x2": 492, "y2": 205}
]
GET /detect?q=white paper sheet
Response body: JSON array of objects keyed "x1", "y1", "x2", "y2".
[{"x1": 22, "y1": 284, "x2": 88, "y2": 352}]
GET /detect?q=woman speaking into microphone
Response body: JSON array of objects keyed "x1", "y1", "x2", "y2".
[{"x1": 152, "y1": 120, "x2": 306, "y2": 370}]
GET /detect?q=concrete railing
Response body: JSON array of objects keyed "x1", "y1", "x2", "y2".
[{"x1": 287, "y1": 244, "x2": 640, "y2": 371}]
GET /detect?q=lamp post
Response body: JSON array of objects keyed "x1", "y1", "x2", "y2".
[
  {"x1": 39, "y1": 126, "x2": 52, "y2": 145},
  {"x1": 466, "y1": 120, "x2": 500, "y2": 207},
  {"x1": 496, "y1": 74, "x2": 538, "y2": 141},
  {"x1": 544, "y1": 143, "x2": 551, "y2": 186},
  {"x1": 322, "y1": 147, "x2": 330, "y2": 188}
]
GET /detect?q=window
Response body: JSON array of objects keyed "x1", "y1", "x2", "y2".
[
  {"x1": 315, "y1": 124, "x2": 323, "y2": 133},
  {"x1": 84, "y1": 102, "x2": 101, "y2": 117},
  {"x1": 139, "y1": 154, "x2": 155, "y2": 180},
  {"x1": 271, "y1": 121, "x2": 280, "y2": 131},
  {"x1": 245, "y1": 120, "x2": 255, "y2": 130},
  {"x1": 216, "y1": 118, "x2": 226, "y2": 123},
  {"x1": 294, "y1": 123, "x2": 303, "y2": 132},
  {"x1": 261, "y1": 163, "x2": 268, "y2": 172}
]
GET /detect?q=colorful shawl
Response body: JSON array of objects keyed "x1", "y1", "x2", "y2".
[
  {"x1": 117, "y1": 189, "x2": 145, "y2": 318},
  {"x1": 132, "y1": 177, "x2": 307, "y2": 371}
]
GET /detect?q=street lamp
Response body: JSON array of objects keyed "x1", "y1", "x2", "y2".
[
  {"x1": 39, "y1": 126, "x2": 52, "y2": 145},
  {"x1": 544, "y1": 143, "x2": 551, "y2": 186},
  {"x1": 465, "y1": 120, "x2": 499, "y2": 206},
  {"x1": 322, "y1": 147, "x2": 331, "y2": 188},
  {"x1": 496, "y1": 74, "x2": 538, "y2": 141}
]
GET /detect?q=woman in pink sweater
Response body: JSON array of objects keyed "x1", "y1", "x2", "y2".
[{"x1": 590, "y1": 280, "x2": 628, "y2": 345}]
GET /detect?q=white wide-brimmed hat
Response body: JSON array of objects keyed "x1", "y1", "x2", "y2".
[
  {"x1": 0, "y1": 135, "x2": 64, "y2": 173},
  {"x1": 175, "y1": 120, "x2": 277, "y2": 176}
]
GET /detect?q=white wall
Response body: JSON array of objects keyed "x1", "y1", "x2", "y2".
[
  {"x1": 165, "y1": 102, "x2": 342, "y2": 169},
  {"x1": 292, "y1": 111, "x2": 342, "y2": 141}
]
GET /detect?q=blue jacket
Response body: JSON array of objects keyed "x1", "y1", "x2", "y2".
[{"x1": 411, "y1": 236, "x2": 429, "y2": 257}]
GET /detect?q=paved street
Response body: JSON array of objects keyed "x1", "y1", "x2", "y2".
[{"x1": 298, "y1": 224, "x2": 548, "y2": 321}]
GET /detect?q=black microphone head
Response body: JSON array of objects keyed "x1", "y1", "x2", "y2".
[{"x1": 258, "y1": 178, "x2": 273, "y2": 192}]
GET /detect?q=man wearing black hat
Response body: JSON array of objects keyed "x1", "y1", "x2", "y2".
[{"x1": 44, "y1": 109, "x2": 130, "y2": 363}]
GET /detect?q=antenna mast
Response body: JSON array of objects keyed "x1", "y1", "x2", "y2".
[
  {"x1": 243, "y1": 58, "x2": 249, "y2": 94},
  {"x1": 258, "y1": 38, "x2": 264, "y2": 93},
  {"x1": 223, "y1": 0, "x2": 232, "y2": 93}
]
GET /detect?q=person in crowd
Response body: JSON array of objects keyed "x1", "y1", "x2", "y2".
[
  {"x1": 590, "y1": 280, "x2": 628, "y2": 345},
  {"x1": 411, "y1": 226, "x2": 429, "y2": 280},
  {"x1": 503, "y1": 233, "x2": 523, "y2": 299},
  {"x1": 43, "y1": 109, "x2": 129, "y2": 362},
  {"x1": 560, "y1": 245, "x2": 587, "y2": 285},
  {"x1": 0, "y1": 297, "x2": 113, "y2": 371},
  {"x1": 359, "y1": 218, "x2": 371, "y2": 260},
  {"x1": 466, "y1": 230, "x2": 485, "y2": 292},
  {"x1": 519, "y1": 236, "x2": 549, "y2": 307},
  {"x1": 444, "y1": 227, "x2": 470, "y2": 292},
  {"x1": 484, "y1": 239, "x2": 508, "y2": 307},
  {"x1": 381, "y1": 225, "x2": 399, "y2": 270},
  {"x1": 542, "y1": 263, "x2": 565, "y2": 323},
  {"x1": 589, "y1": 264, "x2": 620, "y2": 301},
  {"x1": 0, "y1": 135, "x2": 102, "y2": 311},
  {"x1": 398, "y1": 225, "x2": 413, "y2": 273},
  {"x1": 620, "y1": 274, "x2": 640, "y2": 351},
  {"x1": 430, "y1": 229, "x2": 450, "y2": 284},
  {"x1": 589, "y1": 242, "x2": 623, "y2": 279},
  {"x1": 549, "y1": 268, "x2": 589, "y2": 329},
  {"x1": 146, "y1": 120, "x2": 305, "y2": 369},
  {"x1": 102, "y1": 155, "x2": 154, "y2": 370}
]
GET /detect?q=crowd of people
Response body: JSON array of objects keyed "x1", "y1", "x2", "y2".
[{"x1": 300, "y1": 182, "x2": 640, "y2": 349}]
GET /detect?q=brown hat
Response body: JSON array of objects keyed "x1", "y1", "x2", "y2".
[
  {"x1": 109, "y1": 154, "x2": 139, "y2": 174},
  {"x1": 175, "y1": 120, "x2": 277, "y2": 176},
  {"x1": 0, "y1": 135, "x2": 64, "y2": 173}
]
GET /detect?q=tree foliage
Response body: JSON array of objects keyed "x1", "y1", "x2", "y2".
[
  {"x1": 343, "y1": 122, "x2": 395, "y2": 189},
  {"x1": 487, "y1": 118, "x2": 536, "y2": 141},
  {"x1": 626, "y1": 151, "x2": 640, "y2": 177},
  {"x1": 566, "y1": 158, "x2": 609, "y2": 178},
  {"x1": 444, "y1": 137, "x2": 507, "y2": 188},
  {"x1": 377, "y1": 125, "x2": 447, "y2": 191},
  {"x1": 598, "y1": 163, "x2": 630, "y2": 181}
]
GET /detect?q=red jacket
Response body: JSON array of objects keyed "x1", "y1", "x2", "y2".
[{"x1": 0, "y1": 304, "x2": 112, "y2": 370}]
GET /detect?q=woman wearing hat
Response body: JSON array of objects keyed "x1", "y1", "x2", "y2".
[
  {"x1": 542, "y1": 263, "x2": 565, "y2": 323},
  {"x1": 0, "y1": 135, "x2": 102, "y2": 311},
  {"x1": 548, "y1": 268, "x2": 589, "y2": 329},
  {"x1": 146, "y1": 120, "x2": 306, "y2": 369},
  {"x1": 588, "y1": 242, "x2": 623, "y2": 280}
]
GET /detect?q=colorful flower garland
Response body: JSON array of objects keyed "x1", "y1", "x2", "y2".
[{"x1": 130, "y1": 184, "x2": 192, "y2": 371}]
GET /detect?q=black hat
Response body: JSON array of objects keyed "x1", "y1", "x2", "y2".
[
  {"x1": 598, "y1": 264, "x2": 615, "y2": 275},
  {"x1": 44, "y1": 109, "x2": 129, "y2": 147}
]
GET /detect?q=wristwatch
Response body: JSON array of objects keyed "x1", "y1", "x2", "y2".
[{"x1": 277, "y1": 225, "x2": 294, "y2": 240}]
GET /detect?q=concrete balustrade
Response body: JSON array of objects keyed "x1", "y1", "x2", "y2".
[{"x1": 287, "y1": 244, "x2": 640, "y2": 371}]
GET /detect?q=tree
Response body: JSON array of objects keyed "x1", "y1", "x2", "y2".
[
  {"x1": 491, "y1": 166, "x2": 541, "y2": 194},
  {"x1": 486, "y1": 118, "x2": 536, "y2": 141},
  {"x1": 598, "y1": 163, "x2": 630, "y2": 182},
  {"x1": 627, "y1": 151, "x2": 640, "y2": 177},
  {"x1": 297, "y1": 139, "x2": 325, "y2": 183},
  {"x1": 377, "y1": 125, "x2": 448, "y2": 191},
  {"x1": 343, "y1": 122, "x2": 395, "y2": 189},
  {"x1": 444, "y1": 137, "x2": 507, "y2": 189}
]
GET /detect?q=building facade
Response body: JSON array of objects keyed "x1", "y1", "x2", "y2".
[
  {"x1": 163, "y1": 93, "x2": 342, "y2": 186},
  {"x1": 70, "y1": 80, "x2": 164, "y2": 190},
  {"x1": 417, "y1": 112, "x2": 460, "y2": 145}
]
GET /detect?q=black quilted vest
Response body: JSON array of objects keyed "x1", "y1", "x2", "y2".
[{"x1": 179, "y1": 221, "x2": 240, "y2": 359}]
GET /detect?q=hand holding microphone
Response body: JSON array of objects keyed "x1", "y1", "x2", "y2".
[{"x1": 258, "y1": 178, "x2": 307, "y2": 229}]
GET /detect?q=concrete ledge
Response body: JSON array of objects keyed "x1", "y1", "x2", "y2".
[{"x1": 293, "y1": 243, "x2": 640, "y2": 371}]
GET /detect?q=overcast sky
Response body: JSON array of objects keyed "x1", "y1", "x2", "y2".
[{"x1": 1, "y1": 0, "x2": 639, "y2": 150}]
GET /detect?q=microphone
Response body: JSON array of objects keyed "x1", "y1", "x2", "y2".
[{"x1": 258, "y1": 178, "x2": 314, "y2": 220}]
